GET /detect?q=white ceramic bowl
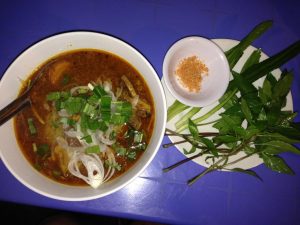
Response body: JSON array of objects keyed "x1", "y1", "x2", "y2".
[
  {"x1": 163, "y1": 36, "x2": 230, "y2": 107},
  {"x1": 0, "y1": 32, "x2": 166, "y2": 201}
]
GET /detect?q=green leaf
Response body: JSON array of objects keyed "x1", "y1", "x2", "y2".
[
  {"x1": 257, "y1": 108, "x2": 267, "y2": 121},
  {"x1": 213, "y1": 115, "x2": 243, "y2": 134},
  {"x1": 261, "y1": 140, "x2": 300, "y2": 155},
  {"x1": 259, "y1": 133, "x2": 300, "y2": 144},
  {"x1": 244, "y1": 146, "x2": 257, "y2": 154},
  {"x1": 183, "y1": 146, "x2": 196, "y2": 155},
  {"x1": 272, "y1": 71, "x2": 293, "y2": 100},
  {"x1": 271, "y1": 125, "x2": 300, "y2": 141},
  {"x1": 240, "y1": 49, "x2": 262, "y2": 73},
  {"x1": 200, "y1": 137, "x2": 218, "y2": 156},
  {"x1": 230, "y1": 168, "x2": 262, "y2": 181},
  {"x1": 259, "y1": 77, "x2": 272, "y2": 104},
  {"x1": 243, "y1": 126, "x2": 260, "y2": 139},
  {"x1": 225, "y1": 20, "x2": 273, "y2": 69},
  {"x1": 261, "y1": 154, "x2": 294, "y2": 174},
  {"x1": 213, "y1": 135, "x2": 239, "y2": 144},
  {"x1": 188, "y1": 119, "x2": 200, "y2": 141},
  {"x1": 241, "y1": 98, "x2": 253, "y2": 123}
]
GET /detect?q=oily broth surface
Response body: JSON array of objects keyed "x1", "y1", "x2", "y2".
[{"x1": 14, "y1": 49, "x2": 155, "y2": 186}]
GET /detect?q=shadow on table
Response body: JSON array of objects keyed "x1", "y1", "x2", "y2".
[{"x1": 0, "y1": 201, "x2": 167, "y2": 225}]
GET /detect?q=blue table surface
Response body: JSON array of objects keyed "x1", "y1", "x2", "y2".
[{"x1": 0, "y1": 1, "x2": 300, "y2": 225}]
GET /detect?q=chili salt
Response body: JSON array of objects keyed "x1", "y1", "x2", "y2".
[{"x1": 175, "y1": 55, "x2": 208, "y2": 93}]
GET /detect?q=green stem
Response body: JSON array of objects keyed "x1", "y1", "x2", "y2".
[
  {"x1": 187, "y1": 136, "x2": 255, "y2": 185},
  {"x1": 163, "y1": 150, "x2": 208, "y2": 172},
  {"x1": 223, "y1": 152, "x2": 256, "y2": 168},
  {"x1": 176, "y1": 89, "x2": 237, "y2": 132},
  {"x1": 197, "y1": 119, "x2": 221, "y2": 127},
  {"x1": 175, "y1": 107, "x2": 201, "y2": 129},
  {"x1": 167, "y1": 100, "x2": 190, "y2": 122}
]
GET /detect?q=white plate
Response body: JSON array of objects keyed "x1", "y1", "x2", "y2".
[{"x1": 162, "y1": 39, "x2": 293, "y2": 170}]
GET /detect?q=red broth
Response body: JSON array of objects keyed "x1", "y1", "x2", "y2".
[{"x1": 14, "y1": 49, "x2": 155, "y2": 186}]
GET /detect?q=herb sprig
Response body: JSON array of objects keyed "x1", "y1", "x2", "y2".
[{"x1": 163, "y1": 20, "x2": 300, "y2": 185}]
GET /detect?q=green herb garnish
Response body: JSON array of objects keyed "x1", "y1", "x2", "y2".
[{"x1": 163, "y1": 20, "x2": 300, "y2": 185}]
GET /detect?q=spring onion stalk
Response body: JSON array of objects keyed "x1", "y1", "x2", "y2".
[
  {"x1": 27, "y1": 118, "x2": 37, "y2": 135},
  {"x1": 167, "y1": 100, "x2": 190, "y2": 122},
  {"x1": 175, "y1": 107, "x2": 201, "y2": 129},
  {"x1": 176, "y1": 90, "x2": 237, "y2": 132},
  {"x1": 225, "y1": 20, "x2": 273, "y2": 69}
]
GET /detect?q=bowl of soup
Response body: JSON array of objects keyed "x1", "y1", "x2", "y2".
[{"x1": 0, "y1": 32, "x2": 166, "y2": 201}]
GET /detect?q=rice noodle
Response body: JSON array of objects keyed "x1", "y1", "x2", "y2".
[{"x1": 103, "y1": 148, "x2": 116, "y2": 181}]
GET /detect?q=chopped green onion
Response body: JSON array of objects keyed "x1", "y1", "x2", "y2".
[
  {"x1": 80, "y1": 114, "x2": 89, "y2": 131},
  {"x1": 37, "y1": 144, "x2": 50, "y2": 157},
  {"x1": 87, "y1": 94, "x2": 100, "y2": 105},
  {"x1": 64, "y1": 97, "x2": 85, "y2": 114},
  {"x1": 120, "y1": 102, "x2": 132, "y2": 117},
  {"x1": 27, "y1": 118, "x2": 37, "y2": 135},
  {"x1": 83, "y1": 103, "x2": 96, "y2": 116},
  {"x1": 85, "y1": 145, "x2": 100, "y2": 154},
  {"x1": 98, "y1": 121, "x2": 108, "y2": 131},
  {"x1": 132, "y1": 142, "x2": 147, "y2": 151},
  {"x1": 115, "y1": 146, "x2": 127, "y2": 156},
  {"x1": 111, "y1": 114, "x2": 126, "y2": 124},
  {"x1": 60, "y1": 91, "x2": 71, "y2": 99},
  {"x1": 78, "y1": 88, "x2": 88, "y2": 94},
  {"x1": 67, "y1": 118, "x2": 76, "y2": 126},
  {"x1": 134, "y1": 131, "x2": 144, "y2": 143},
  {"x1": 55, "y1": 100, "x2": 62, "y2": 111},
  {"x1": 93, "y1": 85, "x2": 107, "y2": 97},
  {"x1": 127, "y1": 151, "x2": 136, "y2": 160},
  {"x1": 81, "y1": 135, "x2": 92, "y2": 144},
  {"x1": 87, "y1": 118, "x2": 101, "y2": 130},
  {"x1": 101, "y1": 111, "x2": 111, "y2": 122},
  {"x1": 101, "y1": 95, "x2": 112, "y2": 111},
  {"x1": 46, "y1": 92, "x2": 61, "y2": 101},
  {"x1": 114, "y1": 101, "x2": 132, "y2": 117}
]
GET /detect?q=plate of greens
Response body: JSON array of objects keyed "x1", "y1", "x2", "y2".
[{"x1": 162, "y1": 20, "x2": 300, "y2": 185}]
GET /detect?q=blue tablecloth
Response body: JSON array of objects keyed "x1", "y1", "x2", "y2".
[{"x1": 0, "y1": 1, "x2": 299, "y2": 225}]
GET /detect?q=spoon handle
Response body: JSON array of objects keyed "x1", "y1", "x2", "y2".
[{"x1": 0, "y1": 96, "x2": 31, "y2": 126}]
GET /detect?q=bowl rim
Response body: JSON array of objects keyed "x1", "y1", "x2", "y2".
[
  {"x1": 162, "y1": 35, "x2": 230, "y2": 107},
  {"x1": 0, "y1": 31, "x2": 167, "y2": 201}
]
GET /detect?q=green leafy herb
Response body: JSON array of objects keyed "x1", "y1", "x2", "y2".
[{"x1": 163, "y1": 20, "x2": 300, "y2": 185}]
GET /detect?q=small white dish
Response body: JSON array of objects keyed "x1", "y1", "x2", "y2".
[{"x1": 163, "y1": 36, "x2": 230, "y2": 107}]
